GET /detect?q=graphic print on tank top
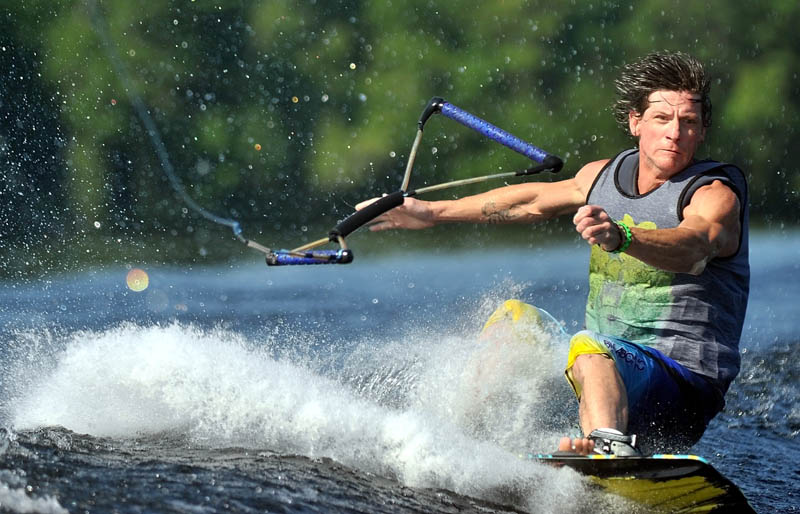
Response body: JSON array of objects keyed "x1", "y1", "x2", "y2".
[{"x1": 586, "y1": 214, "x2": 674, "y2": 344}]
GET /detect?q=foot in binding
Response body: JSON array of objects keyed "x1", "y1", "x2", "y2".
[{"x1": 588, "y1": 428, "x2": 642, "y2": 456}]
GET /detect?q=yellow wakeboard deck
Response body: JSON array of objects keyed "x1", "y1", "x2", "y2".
[{"x1": 532, "y1": 453, "x2": 754, "y2": 513}]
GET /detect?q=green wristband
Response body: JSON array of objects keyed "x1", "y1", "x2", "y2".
[{"x1": 612, "y1": 221, "x2": 632, "y2": 253}]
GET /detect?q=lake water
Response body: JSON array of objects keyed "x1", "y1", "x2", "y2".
[{"x1": 0, "y1": 231, "x2": 797, "y2": 513}]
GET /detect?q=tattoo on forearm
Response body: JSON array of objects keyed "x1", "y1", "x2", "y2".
[{"x1": 481, "y1": 201, "x2": 517, "y2": 224}]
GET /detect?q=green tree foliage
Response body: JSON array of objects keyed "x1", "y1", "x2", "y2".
[{"x1": 1, "y1": 0, "x2": 798, "y2": 272}]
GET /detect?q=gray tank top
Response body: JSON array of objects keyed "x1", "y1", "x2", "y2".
[{"x1": 585, "y1": 149, "x2": 750, "y2": 394}]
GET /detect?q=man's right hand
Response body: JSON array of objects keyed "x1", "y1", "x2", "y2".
[
  {"x1": 573, "y1": 204, "x2": 623, "y2": 251},
  {"x1": 355, "y1": 196, "x2": 437, "y2": 231}
]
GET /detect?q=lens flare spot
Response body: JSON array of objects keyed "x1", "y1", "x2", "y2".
[{"x1": 126, "y1": 268, "x2": 149, "y2": 292}]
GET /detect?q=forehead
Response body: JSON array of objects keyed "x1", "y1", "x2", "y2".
[{"x1": 644, "y1": 90, "x2": 703, "y2": 114}]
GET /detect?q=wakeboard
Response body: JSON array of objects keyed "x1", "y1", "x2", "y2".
[{"x1": 533, "y1": 453, "x2": 754, "y2": 513}]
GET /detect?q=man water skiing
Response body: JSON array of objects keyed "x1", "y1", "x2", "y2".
[{"x1": 357, "y1": 52, "x2": 749, "y2": 455}]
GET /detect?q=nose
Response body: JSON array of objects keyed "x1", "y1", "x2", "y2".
[{"x1": 666, "y1": 118, "x2": 681, "y2": 140}]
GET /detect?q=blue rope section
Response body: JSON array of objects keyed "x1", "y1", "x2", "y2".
[{"x1": 88, "y1": 1, "x2": 245, "y2": 243}]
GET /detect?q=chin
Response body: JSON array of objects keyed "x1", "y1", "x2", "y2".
[{"x1": 655, "y1": 155, "x2": 688, "y2": 173}]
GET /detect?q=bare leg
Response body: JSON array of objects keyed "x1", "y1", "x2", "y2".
[
  {"x1": 559, "y1": 353, "x2": 628, "y2": 454},
  {"x1": 573, "y1": 353, "x2": 628, "y2": 433}
]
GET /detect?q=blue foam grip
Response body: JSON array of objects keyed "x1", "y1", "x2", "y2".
[
  {"x1": 439, "y1": 102, "x2": 548, "y2": 163},
  {"x1": 266, "y1": 249, "x2": 354, "y2": 266}
]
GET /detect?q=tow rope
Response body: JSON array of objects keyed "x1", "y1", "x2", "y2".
[{"x1": 90, "y1": 2, "x2": 563, "y2": 267}]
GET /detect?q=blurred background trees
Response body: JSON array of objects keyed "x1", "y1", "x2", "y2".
[{"x1": 1, "y1": 0, "x2": 798, "y2": 275}]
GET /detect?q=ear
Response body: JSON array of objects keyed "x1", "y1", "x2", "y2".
[{"x1": 628, "y1": 111, "x2": 641, "y2": 138}]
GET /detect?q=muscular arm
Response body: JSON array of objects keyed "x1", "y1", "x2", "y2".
[
  {"x1": 429, "y1": 178, "x2": 585, "y2": 224},
  {"x1": 357, "y1": 160, "x2": 606, "y2": 231},
  {"x1": 574, "y1": 180, "x2": 742, "y2": 275},
  {"x1": 631, "y1": 180, "x2": 742, "y2": 273}
]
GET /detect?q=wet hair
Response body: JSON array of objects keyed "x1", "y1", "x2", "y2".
[{"x1": 613, "y1": 52, "x2": 712, "y2": 133}]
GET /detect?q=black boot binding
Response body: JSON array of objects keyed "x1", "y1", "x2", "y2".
[{"x1": 589, "y1": 429, "x2": 642, "y2": 456}]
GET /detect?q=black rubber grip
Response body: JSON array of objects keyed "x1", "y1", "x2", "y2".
[{"x1": 329, "y1": 190, "x2": 405, "y2": 239}]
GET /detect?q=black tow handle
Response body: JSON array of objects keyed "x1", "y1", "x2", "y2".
[{"x1": 328, "y1": 190, "x2": 405, "y2": 240}]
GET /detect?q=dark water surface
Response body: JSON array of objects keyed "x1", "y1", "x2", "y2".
[{"x1": 0, "y1": 232, "x2": 797, "y2": 513}]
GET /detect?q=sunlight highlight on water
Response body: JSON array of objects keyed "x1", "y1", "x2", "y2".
[{"x1": 125, "y1": 268, "x2": 149, "y2": 292}]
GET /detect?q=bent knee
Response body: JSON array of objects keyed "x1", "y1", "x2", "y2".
[
  {"x1": 571, "y1": 352, "x2": 615, "y2": 380},
  {"x1": 565, "y1": 330, "x2": 615, "y2": 397}
]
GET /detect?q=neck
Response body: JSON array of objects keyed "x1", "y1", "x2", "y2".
[
  {"x1": 637, "y1": 172, "x2": 667, "y2": 194},
  {"x1": 637, "y1": 154, "x2": 689, "y2": 194}
]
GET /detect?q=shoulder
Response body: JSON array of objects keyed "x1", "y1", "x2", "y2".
[
  {"x1": 573, "y1": 159, "x2": 611, "y2": 195},
  {"x1": 681, "y1": 179, "x2": 743, "y2": 258},
  {"x1": 577, "y1": 159, "x2": 611, "y2": 177},
  {"x1": 684, "y1": 179, "x2": 741, "y2": 218},
  {"x1": 541, "y1": 158, "x2": 613, "y2": 210}
]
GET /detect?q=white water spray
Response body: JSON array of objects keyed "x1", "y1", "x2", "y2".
[{"x1": 8, "y1": 317, "x2": 590, "y2": 512}]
